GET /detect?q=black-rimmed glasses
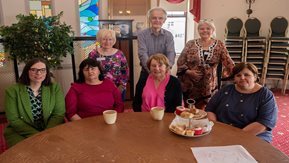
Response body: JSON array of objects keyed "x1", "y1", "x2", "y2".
[{"x1": 29, "y1": 68, "x2": 47, "y2": 74}]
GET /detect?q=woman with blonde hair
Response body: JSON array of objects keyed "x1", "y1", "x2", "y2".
[
  {"x1": 89, "y1": 29, "x2": 129, "y2": 101},
  {"x1": 133, "y1": 53, "x2": 182, "y2": 112},
  {"x1": 177, "y1": 19, "x2": 234, "y2": 110}
]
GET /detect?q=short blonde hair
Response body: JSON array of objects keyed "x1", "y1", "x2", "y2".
[
  {"x1": 96, "y1": 29, "x2": 116, "y2": 45},
  {"x1": 198, "y1": 19, "x2": 217, "y2": 38},
  {"x1": 147, "y1": 53, "x2": 170, "y2": 72}
]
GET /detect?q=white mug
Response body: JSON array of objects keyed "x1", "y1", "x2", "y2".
[
  {"x1": 150, "y1": 107, "x2": 165, "y2": 120},
  {"x1": 103, "y1": 110, "x2": 117, "y2": 124}
]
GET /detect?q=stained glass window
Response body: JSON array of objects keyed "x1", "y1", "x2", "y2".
[
  {"x1": 79, "y1": 0, "x2": 99, "y2": 36},
  {"x1": 29, "y1": 0, "x2": 52, "y2": 17},
  {"x1": 0, "y1": 44, "x2": 5, "y2": 67}
]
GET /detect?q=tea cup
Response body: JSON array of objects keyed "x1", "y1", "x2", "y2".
[
  {"x1": 150, "y1": 107, "x2": 165, "y2": 120},
  {"x1": 103, "y1": 110, "x2": 117, "y2": 124}
]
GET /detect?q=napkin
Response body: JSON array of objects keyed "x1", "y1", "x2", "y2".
[{"x1": 191, "y1": 145, "x2": 257, "y2": 163}]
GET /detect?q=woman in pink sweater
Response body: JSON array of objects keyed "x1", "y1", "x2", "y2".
[{"x1": 65, "y1": 58, "x2": 124, "y2": 121}]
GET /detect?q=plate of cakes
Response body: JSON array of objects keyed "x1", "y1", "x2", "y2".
[
  {"x1": 169, "y1": 106, "x2": 213, "y2": 137},
  {"x1": 169, "y1": 120, "x2": 214, "y2": 137},
  {"x1": 174, "y1": 106, "x2": 207, "y2": 120}
]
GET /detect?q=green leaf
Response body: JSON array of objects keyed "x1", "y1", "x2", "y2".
[{"x1": 0, "y1": 12, "x2": 74, "y2": 68}]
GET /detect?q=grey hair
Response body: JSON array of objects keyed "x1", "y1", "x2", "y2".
[
  {"x1": 147, "y1": 7, "x2": 167, "y2": 20},
  {"x1": 198, "y1": 19, "x2": 217, "y2": 38}
]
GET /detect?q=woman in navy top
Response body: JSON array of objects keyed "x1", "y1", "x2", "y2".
[{"x1": 206, "y1": 62, "x2": 278, "y2": 143}]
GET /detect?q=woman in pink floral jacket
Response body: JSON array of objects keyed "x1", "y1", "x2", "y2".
[{"x1": 89, "y1": 29, "x2": 129, "y2": 101}]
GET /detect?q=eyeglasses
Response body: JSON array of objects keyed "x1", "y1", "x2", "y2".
[{"x1": 29, "y1": 68, "x2": 47, "y2": 74}]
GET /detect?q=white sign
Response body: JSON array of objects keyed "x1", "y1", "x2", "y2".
[{"x1": 163, "y1": 17, "x2": 186, "y2": 54}]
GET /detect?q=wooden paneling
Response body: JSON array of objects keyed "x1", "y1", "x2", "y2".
[{"x1": 110, "y1": 0, "x2": 150, "y2": 16}]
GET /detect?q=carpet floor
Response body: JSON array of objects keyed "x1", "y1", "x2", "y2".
[
  {"x1": 0, "y1": 90, "x2": 288, "y2": 156},
  {"x1": 271, "y1": 89, "x2": 289, "y2": 156}
]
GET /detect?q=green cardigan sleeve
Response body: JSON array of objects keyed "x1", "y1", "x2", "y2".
[
  {"x1": 46, "y1": 83, "x2": 65, "y2": 128},
  {"x1": 5, "y1": 85, "x2": 39, "y2": 137}
]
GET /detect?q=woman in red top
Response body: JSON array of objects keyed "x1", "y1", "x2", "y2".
[{"x1": 65, "y1": 58, "x2": 124, "y2": 121}]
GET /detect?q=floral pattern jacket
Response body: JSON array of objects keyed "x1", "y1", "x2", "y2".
[
  {"x1": 177, "y1": 39, "x2": 234, "y2": 103},
  {"x1": 89, "y1": 49, "x2": 129, "y2": 89}
]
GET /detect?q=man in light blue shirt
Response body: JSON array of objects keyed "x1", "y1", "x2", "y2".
[{"x1": 135, "y1": 7, "x2": 176, "y2": 96}]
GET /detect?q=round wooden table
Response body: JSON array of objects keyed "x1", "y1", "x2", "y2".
[{"x1": 0, "y1": 113, "x2": 288, "y2": 162}]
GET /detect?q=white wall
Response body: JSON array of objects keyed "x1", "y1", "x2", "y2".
[
  {"x1": 0, "y1": 0, "x2": 27, "y2": 25},
  {"x1": 0, "y1": 0, "x2": 3, "y2": 25},
  {"x1": 52, "y1": 0, "x2": 80, "y2": 35}
]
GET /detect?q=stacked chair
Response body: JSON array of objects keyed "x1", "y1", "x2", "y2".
[
  {"x1": 224, "y1": 17, "x2": 245, "y2": 64},
  {"x1": 224, "y1": 16, "x2": 289, "y2": 93},
  {"x1": 244, "y1": 17, "x2": 267, "y2": 83},
  {"x1": 262, "y1": 16, "x2": 289, "y2": 94}
]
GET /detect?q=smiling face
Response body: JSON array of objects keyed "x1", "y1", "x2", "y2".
[
  {"x1": 100, "y1": 36, "x2": 114, "y2": 50},
  {"x1": 149, "y1": 59, "x2": 168, "y2": 80},
  {"x1": 28, "y1": 62, "x2": 47, "y2": 85},
  {"x1": 198, "y1": 22, "x2": 214, "y2": 40},
  {"x1": 150, "y1": 9, "x2": 166, "y2": 31},
  {"x1": 234, "y1": 67, "x2": 257, "y2": 91}
]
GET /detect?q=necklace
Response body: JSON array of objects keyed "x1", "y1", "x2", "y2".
[{"x1": 196, "y1": 39, "x2": 217, "y2": 66}]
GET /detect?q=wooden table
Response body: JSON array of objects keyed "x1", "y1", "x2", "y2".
[{"x1": 0, "y1": 113, "x2": 288, "y2": 162}]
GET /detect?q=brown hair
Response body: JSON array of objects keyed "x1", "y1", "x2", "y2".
[
  {"x1": 18, "y1": 58, "x2": 52, "y2": 86},
  {"x1": 77, "y1": 58, "x2": 104, "y2": 83},
  {"x1": 227, "y1": 62, "x2": 260, "y2": 82},
  {"x1": 147, "y1": 53, "x2": 170, "y2": 72}
]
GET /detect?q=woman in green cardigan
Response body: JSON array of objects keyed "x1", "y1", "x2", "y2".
[{"x1": 4, "y1": 58, "x2": 65, "y2": 147}]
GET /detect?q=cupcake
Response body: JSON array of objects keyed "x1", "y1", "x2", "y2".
[
  {"x1": 194, "y1": 127, "x2": 203, "y2": 135},
  {"x1": 175, "y1": 106, "x2": 186, "y2": 115}
]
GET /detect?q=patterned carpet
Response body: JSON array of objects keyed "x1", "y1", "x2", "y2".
[
  {"x1": 271, "y1": 89, "x2": 289, "y2": 156},
  {"x1": 0, "y1": 90, "x2": 288, "y2": 156}
]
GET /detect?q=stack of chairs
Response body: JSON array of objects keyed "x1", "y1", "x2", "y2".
[
  {"x1": 262, "y1": 16, "x2": 289, "y2": 94},
  {"x1": 224, "y1": 17, "x2": 245, "y2": 64},
  {"x1": 244, "y1": 17, "x2": 267, "y2": 82}
]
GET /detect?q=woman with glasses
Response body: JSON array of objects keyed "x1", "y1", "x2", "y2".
[
  {"x1": 177, "y1": 19, "x2": 234, "y2": 110},
  {"x1": 65, "y1": 58, "x2": 124, "y2": 121},
  {"x1": 88, "y1": 29, "x2": 129, "y2": 101},
  {"x1": 4, "y1": 58, "x2": 65, "y2": 147}
]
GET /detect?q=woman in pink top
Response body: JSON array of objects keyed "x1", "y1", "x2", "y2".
[
  {"x1": 133, "y1": 53, "x2": 183, "y2": 112},
  {"x1": 65, "y1": 58, "x2": 124, "y2": 121}
]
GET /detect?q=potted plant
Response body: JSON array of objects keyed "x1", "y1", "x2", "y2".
[{"x1": 0, "y1": 11, "x2": 74, "y2": 68}]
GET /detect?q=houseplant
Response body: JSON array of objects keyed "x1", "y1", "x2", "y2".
[{"x1": 0, "y1": 12, "x2": 74, "y2": 68}]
